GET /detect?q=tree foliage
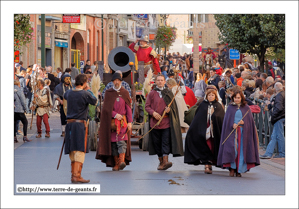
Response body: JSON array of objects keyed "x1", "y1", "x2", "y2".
[
  {"x1": 14, "y1": 14, "x2": 34, "y2": 51},
  {"x1": 155, "y1": 26, "x2": 177, "y2": 49},
  {"x1": 214, "y1": 14, "x2": 285, "y2": 71}
]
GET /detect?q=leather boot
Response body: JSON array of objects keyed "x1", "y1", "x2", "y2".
[
  {"x1": 71, "y1": 162, "x2": 74, "y2": 180},
  {"x1": 71, "y1": 161, "x2": 90, "y2": 183},
  {"x1": 157, "y1": 157, "x2": 163, "y2": 170},
  {"x1": 162, "y1": 155, "x2": 172, "y2": 170},
  {"x1": 118, "y1": 153, "x2": 126, "y2": 170},
  {"x1": 14, "y1": 136, "x2": 18, "y2": 143},
  {"x1": 36, "y1": 133, "x2": 42, "y2": 138},
  {"x1": 45, "y1": 132, "x2": 50, "y2": 138},
  {"x1": 61, "y1": 131, "x2": 65, "y2": 137},
  {"x1": 112, "y1": 156, "x2": 120, "y2": 171}
]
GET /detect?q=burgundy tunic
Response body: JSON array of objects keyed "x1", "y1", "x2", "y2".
[
  {"x1": 111, "y1": 96, "x2": 132, "y2": 142},
  {"x1": 145, "y1": 90, "x2": 170, "y2": 129}
]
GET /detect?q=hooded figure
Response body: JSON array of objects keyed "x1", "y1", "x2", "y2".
[
  {"x1": 95, "y1": 73, "x2": 133, "y2": 171},
  {"x1": 53, "y1": 74, "x2": 72, "y2": 136},
  {"x1": 184, "y1": 88, "x2": 225, "y2": 174},
  {"x1": 217, "y1": 90, "x2": 260, "y2": 177}
]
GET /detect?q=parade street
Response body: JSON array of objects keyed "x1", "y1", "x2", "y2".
[{"x1": 14, "y1": 112, "x2": 285, "y2": 195}]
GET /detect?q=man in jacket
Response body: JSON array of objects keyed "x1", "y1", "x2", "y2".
[
  {"x1": 70, "y1": 62, "x2": 79, "y2": 86},
  {"x1": 207, "y1": 68, "x2": 221, "y2": 90},
  {"x1": 260, "y1": 82, "x2": 285, "y2": 159}
]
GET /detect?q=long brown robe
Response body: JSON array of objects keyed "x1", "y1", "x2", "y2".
[{"x1": 95, "y1": 87, "x2": 132, "y2": 167}]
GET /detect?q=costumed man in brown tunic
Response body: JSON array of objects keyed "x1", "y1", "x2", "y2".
[
  {"x1": 64, "y1": 74, "x2": 97, "y2": 183},
  {"x1": 31, "y1": 79, "x2": 53, "y2": 138},
  {"x1": 96, "y1": 73, "x2": 133, "y2": 171},
  {"x1": 145, "y1": 74, "x2": 184, "y2": 170}
]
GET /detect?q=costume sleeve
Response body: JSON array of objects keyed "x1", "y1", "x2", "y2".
[
  {"x1": 212, "y1": 52, "x2": 216, "y2": 59},
  {"x1": 145, "y1": 92, "x2": 155, "y2": 116},
  {"x1": 129, "y1": 42, "x2": 138, "y2": 53},
  {"x1": 125, "y1": 103, "x2": 133, "y2": 123},
  {"x1": 18, "y1": 90, "x2": 28, "y2": 112},
  {"x1": 152, "y1": 57, "x2": 161, "y2": 73},
  {"x1": 112, "y1": 110, "x2": 117, "y2": 118},
  {"x1": 86, "y1": 90, "x2": 97, "y2": 105}
]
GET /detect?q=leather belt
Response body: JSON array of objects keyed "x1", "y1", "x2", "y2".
[
  {"x1": 163, "y1": 115, "x2": 169, "y2": 118},
  {"x1": 67, "y1": 119, "x2": 86, "y2": 125},
  {"x1": 144, "y1": 61, "x2": 152, "y2": 65},
  {"x1": 38, "y1": 105, "x2": 48, "y2": 108}
]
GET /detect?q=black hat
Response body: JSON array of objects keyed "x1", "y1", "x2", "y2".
[
  {"x1": 111, "y1": 73, "x2": 122, "y2": 81},
  {"x1": 168, "y1": 69, "x2": 175, "y2": 76}
]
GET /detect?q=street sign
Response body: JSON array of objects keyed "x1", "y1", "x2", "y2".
[
  {"x1": 229, "y1": 49, "x2": 240, "y2": 60},
  {"x1": 80, "y1": 61, "x2": 84, "y2": 74},
  {"x1": 63, "y1": 14, "x2": 80, "y2": 23}
]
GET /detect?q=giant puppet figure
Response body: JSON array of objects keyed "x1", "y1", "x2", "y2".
[{"x1": 129, "y1": 35, "x2": 161, "y2": 75}]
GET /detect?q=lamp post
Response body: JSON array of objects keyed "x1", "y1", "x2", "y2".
[{"x1": 41, "y1": 14, "x2": 45, "y2": 68}]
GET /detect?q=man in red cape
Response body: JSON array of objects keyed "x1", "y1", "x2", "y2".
[{"x1": 129, "y1": 35, "x2": 161, "y2": 75}]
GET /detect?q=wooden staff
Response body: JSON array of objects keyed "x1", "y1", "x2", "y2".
[
  {"x1": 139, "y1": 79, "x2": 181, "y2": 140},
  {"x1": 221, "y1": 109, "x2": 250, "y2": 145},
  {"x1": 57, "y1": 137, "x2": 65, "y2": 170}
]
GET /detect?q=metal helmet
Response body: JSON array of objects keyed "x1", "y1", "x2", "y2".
[{"x1": 139, "y1": 35, "x2": 149, "y2": 43}]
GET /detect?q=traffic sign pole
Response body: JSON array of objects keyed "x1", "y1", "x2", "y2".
[{"x1": 234, "y1": 60, "x2": 236, "y2": 68}]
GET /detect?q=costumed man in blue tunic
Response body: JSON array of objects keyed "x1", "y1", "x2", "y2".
[
  {"x1": 53, "y1": 74, "x2": 72, "y2": 137},
  {"x1": 64, "y1": 74, "x2": 97, "y2": 183}
]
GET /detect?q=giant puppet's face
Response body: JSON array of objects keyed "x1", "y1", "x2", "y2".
[{"x1": 64, "y1": 77, "x2": 71, "y2": 85}]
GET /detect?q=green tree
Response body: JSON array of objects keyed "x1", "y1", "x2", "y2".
[
  {"x1": 214, "y1": 14, "x2": 285, "y2": 72},
  {"x1": 14, "y1": 14, "x2": 34, "y2": 52},
  {"x1": 155, "y1": 26, "x2": 177, "y2": 56}
]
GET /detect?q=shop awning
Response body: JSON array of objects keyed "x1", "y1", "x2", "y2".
[{"x1": 55, "y1": 40, "x2": 68, "y2": 48}]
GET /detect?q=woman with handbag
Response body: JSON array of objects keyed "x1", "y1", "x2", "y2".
[{"x1": 184, "y1": 88, "x2": 224, "y2": 174}]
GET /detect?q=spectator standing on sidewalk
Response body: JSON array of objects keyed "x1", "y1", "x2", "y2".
[
  {"x1": 71, "y1": 62, "x2": 79, "y2": 86},
  {"x1": 194, "y1": 73, "x2": 207, "y2": 101},
  {"x1": 14, "y1": 80, "x2": 31, "y2": 143},
  {"x1": 260, "y1": 82, "x2": 285, "y2": 159}
]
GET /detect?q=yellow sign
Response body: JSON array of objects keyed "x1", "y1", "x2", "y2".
[
  {"x1": 70, "y1": 14, "x2": 86, "y2": 31},
  {"x1": 158, "y1": 15, "x2": 166, "y2": 27}
]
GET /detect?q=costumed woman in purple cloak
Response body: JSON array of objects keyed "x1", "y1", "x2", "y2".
[
  {"x1": 184, "y1": 88, "x2": 224, "y2": 174},
  {"x1": 217, "y1": 90, "x2": 260, "y2": 177}
]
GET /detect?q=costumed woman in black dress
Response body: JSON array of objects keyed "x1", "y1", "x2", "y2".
[{"x1": 184, "y1": 88, "x2": 224, "y2": 174}]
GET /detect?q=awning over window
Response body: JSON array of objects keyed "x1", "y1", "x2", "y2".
[{"x1": 55, "y1": 40, "x2": 68, "y2": 48}]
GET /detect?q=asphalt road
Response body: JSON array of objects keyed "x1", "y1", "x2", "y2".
[{"x1": 14, "y1": 113, "x2": 285, "y2": 195}]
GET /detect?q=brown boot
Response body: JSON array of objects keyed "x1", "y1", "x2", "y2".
[
  {"x1": 61, "y1": 131, "x2": 65, "y2": 137},
  {"x1": 118, "y1": 153, "x2": 126, "y2": 170},
  {"x1": 112, "y1": 156, "x2": 120, "y2": 171},
  {"x1": 71, "y1": 162, "x2": 74, "y2": 179},
  {"x1": 45, "y1": 132, "x2": 50, "y2": 138},
  {"x1": 36, "y1": 133, "x2": 42, "y2": 138},
  {"x1": 71, "y1": 161, "x2": 90, "y2": 183},
  {"x1": 161, "y1": 155, "x2": 172, "y2": 170},
  {"x1": 23, "y1": 136, "x2": 32, "y2": 142},
  {"x1": 157, "y1": 157, "x2": 163, "y2": 170},
  {"x1": 14, "y1": 136, "x2": 18, "y2": 143}
]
